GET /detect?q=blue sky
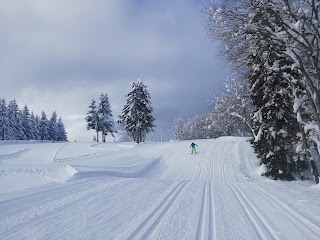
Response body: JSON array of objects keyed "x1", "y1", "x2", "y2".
[{"x1": 0, "y1": 0, "x2": 230, "y2": 141}]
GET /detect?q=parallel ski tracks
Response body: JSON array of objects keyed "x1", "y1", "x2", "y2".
[
  {"x1": 228, "y1": 183, "x2": 281, "y2": 240},
  {"x1": 195, "y1": 141, "x2": 217, "y2": 239},
  {"x1": 128, "y1": 181, "x2": 188, "y2": 240},
  {"x1": 208, "y1": 144, "x2": 215, "y2": 182},
  {"x1": 218, "y1": 141, "x2": 227, "y2": 183},
  {"x1": 249, "y1": 184, "x2": 320, "y2": 238},
  {"x1": 194, "y1": 142, "x2": 213, "y2": 181},
  {"x1": 195, "y1": 182, "x2": 217, "y2": 240}
]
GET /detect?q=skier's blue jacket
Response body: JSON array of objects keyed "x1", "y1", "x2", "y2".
[{"x1": 190, "y1": 143, "x2": 197, "y2": 148}]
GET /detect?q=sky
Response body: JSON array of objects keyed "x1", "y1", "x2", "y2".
[{"x1": 0, "y1": 0, "x2": 230, "y2": 141}]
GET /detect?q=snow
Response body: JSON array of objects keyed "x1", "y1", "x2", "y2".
[
  {"x1": 257, "y1": 163, "x2": 268, "y2": 176},
  {"x1": 0, "y1": 137, "x2": 320, "y2": 239}
]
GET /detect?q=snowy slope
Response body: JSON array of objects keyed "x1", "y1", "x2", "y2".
[{"x1": 0, "y1": 137, "x2": 319, "y2": 239}]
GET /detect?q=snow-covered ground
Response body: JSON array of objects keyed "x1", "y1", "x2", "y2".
[{"x1": 0, "y1": 137, "x2": 319, "y2": 239}]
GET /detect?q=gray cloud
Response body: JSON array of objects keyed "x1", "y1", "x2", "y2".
[{"x1": 0, "y1": 0, "x2": 229, "y2": 141}]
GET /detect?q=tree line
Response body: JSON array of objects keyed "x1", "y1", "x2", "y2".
[
  {"x1": 201, "y1": 0, "x2": 320, "y2": 184},
  {"x1": 172, "y1": 75, "x2": 253, "y2": 141},
  {"x1": 0, "y1": 98, "x2": 67, "y2": 142},
  {"x1": 86, "y1": 80, "x2": 155, "y2": 144}
]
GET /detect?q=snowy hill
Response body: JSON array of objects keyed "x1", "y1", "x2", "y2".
[{"x1": 0, "y1": 137, "x2": 320, "y2": 239}]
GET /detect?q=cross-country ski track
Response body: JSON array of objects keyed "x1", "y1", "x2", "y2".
[{"x1": 0, "y1": 137, "x2": 320, "y2": 239}]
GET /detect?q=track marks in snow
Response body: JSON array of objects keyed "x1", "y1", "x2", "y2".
[
  {"x1": 0, "y1": 149, "x2": 29, "y2": 161},
  {"x1": 128, "y1": 181, "x2": 188, "y2": 240},
  {"x1": 194, "y1": 143, "x2": 211, "y2": 181},
  {"x1": 194, "y1": 142, "x2": 216, "y2": 182},
  {"x1": 196, "y1": 182, "x2": 217, "y2": 240},
  {"x1": 51, "y1": 143, "x2": 71, "y2": 162},
  {"x1": 0, "y1": 178, "x2": 127, "y2": 234},
  {"x1": 3, "y1": 138, "x2": 319, "y2": 239},
  {"x1": 246, "y1": 184, "x2": 320, "y2": 239},
  {"x1": 208, "y1": 144, "x2": 215, "y2": 182},
  {"x1": 228, "y1": 183, "x2": 281, "y2": 240}
]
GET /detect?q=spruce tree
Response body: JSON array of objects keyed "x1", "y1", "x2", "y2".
[
  {"x1": 97, "y1": 93, "x2": 116, "y2": 142},
  {"x1": 30, "y1": 112, "x2": 40, "y2": 140},
  {"x1": 57, "y1": 117, "x2": 67, "y2": 141},
  {"x1": 85, "y1": 98, "x2": 99, "y2": 142},
  {"x1": 49, "y1": 111, "x2": 58, "y2": 142},
  {"x1": 248, "y1": 2, "x2": 299, "y2": 180},
  {"x1": 39, "y1": 111, "x2": 50, "y2": 140},
  {"x1": 0, "y1": 98, "x2": 8, "y2": 140},
  {"x1": 35, "y1": 114, "x2": 41, "y2": 140},
  {"x1": 22, "y1": 105, "x2": 33, "y2": 140},
  {"x1": 119, "y1": 80, "x2": 155, "y2": 143},
  {"x1": 7, "y1": 99, "x2": 26, "y2": 140}
]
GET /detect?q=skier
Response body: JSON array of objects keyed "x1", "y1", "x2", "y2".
[{"x1": 190, "y1": 142, "x2": 197, "y2": 154}]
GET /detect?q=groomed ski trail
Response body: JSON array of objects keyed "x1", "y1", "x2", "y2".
[
  {"x1": 1, "y1": 137, "x2": 319, "y2": 239},
  {"x1": 128, "y1": 181, "x2": 188, "y2": 240},
  {"x1": 196, "y1": 182, "x2": 217, "y2": 240}
]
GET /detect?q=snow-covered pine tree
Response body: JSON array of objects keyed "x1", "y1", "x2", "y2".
[
  {"x1": 247, "y1": 1, "x2": 300, "y2": 180},
  {"x1": 204, "y1": 0, "x2": 314, "y2": 182},
  {"x1": 35, "y1": 114, "x2": 41, "y2": 140},
  {"x1": 97, "y1": 93, "x2": 116, "y2": 142},
  {"x1": 7, "y1": 99, "x2": 26, "y2": 140},
  {"x1": 39, "y1": 111, "x2": 50, "y2": 140},
  {"x1": 0, "y1": 98, "x2": 8, "y2": 140},
  {"x1": 119, "y1": 80, "x2": 155, "y2": 143},
  {"x1": 30, "y1": 112, "x2": 40, "y2": 140},
  {"x1": 56, "y1": 117, "x2": 67, "y2": 141},
  {"x1": 263, "y1": 0, "x2": 320, "y2": 183},
  {"x1": 22, "y1": 105, "x2": 34, "y2": 140},
  {"x1": 49, "y1": 111, "x2": 58, "y2": 142},
  {"x1": 85, "y1": 98, "x2": 99, "y2": 142}
]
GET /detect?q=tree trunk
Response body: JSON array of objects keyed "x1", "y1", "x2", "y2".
[
  {"x1": 299, "y1": 123, "x2": 320, "y2": 184},
  {"x1": 96, "y1": 131, "x2": 99, "y2": 143},
  {"x1": 307, "y1": 148, "x2": 320, "y2": 184}
]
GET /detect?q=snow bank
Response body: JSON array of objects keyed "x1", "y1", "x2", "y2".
[
  {"x1": 311, "y1": 183, "x2": 320, "y2": 190},
  {"x1": 0, "y1": 165, "x2": 78, "y2": 194},
  {"x1": 74, "y1": 158, "x2": 161, "y2": 179},
  {"x1": 0, "y1": 149, "x2": 29, "y2": 161},
  {"x1": 0, "y1": 140, "x2": 52, "y2": 145},
  {"x1": 257, "y1": 163, "x2": 267, "y2": 176},
  {"x1": 45, "y1": 165, "x2": 78, "y2": 183},
  {"x1": 116, "y1": 143, "x2": 137, "y2": 149},
  {"x1": 236, "y1": 139, "x2": 261, "y2": 181}
]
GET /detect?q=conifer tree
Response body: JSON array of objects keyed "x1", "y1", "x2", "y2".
[
  {"x1": 85, "y1": 98, "x2": 99, "y2": 142},
  {"x1": 97, "y1": 93, "x2": 116, "y2": 142},
  {"x1": 7, "y1": 99, "x2": 26, "y2": 140},
  {"x1": 30, "y1": 112, "x2": 40, "y2": 140},
  {"x1": 49, "y1": 111, "x2": 58, "y2": 142},
  {"x1": 57, "y1": 117, "x2": 67, "y2": 141},
  {"x1": 35, "y1": 114, "x2": 41, "y2": 140},
  {"x1": 39, "y1": 111, "x2": 50, "y2": 140},
  {"x1": 0, "y1": 98, "x2": 8, "y2": 140},
  {"x1": 203, "y1": 0, "x2": 320, "y2": 183},
  {"x1": 22, "y1": 105, "x2": 33, "y2": 140},
  {"x1": 119, "y1": 80, "x2": 155, "y2": 143}
]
